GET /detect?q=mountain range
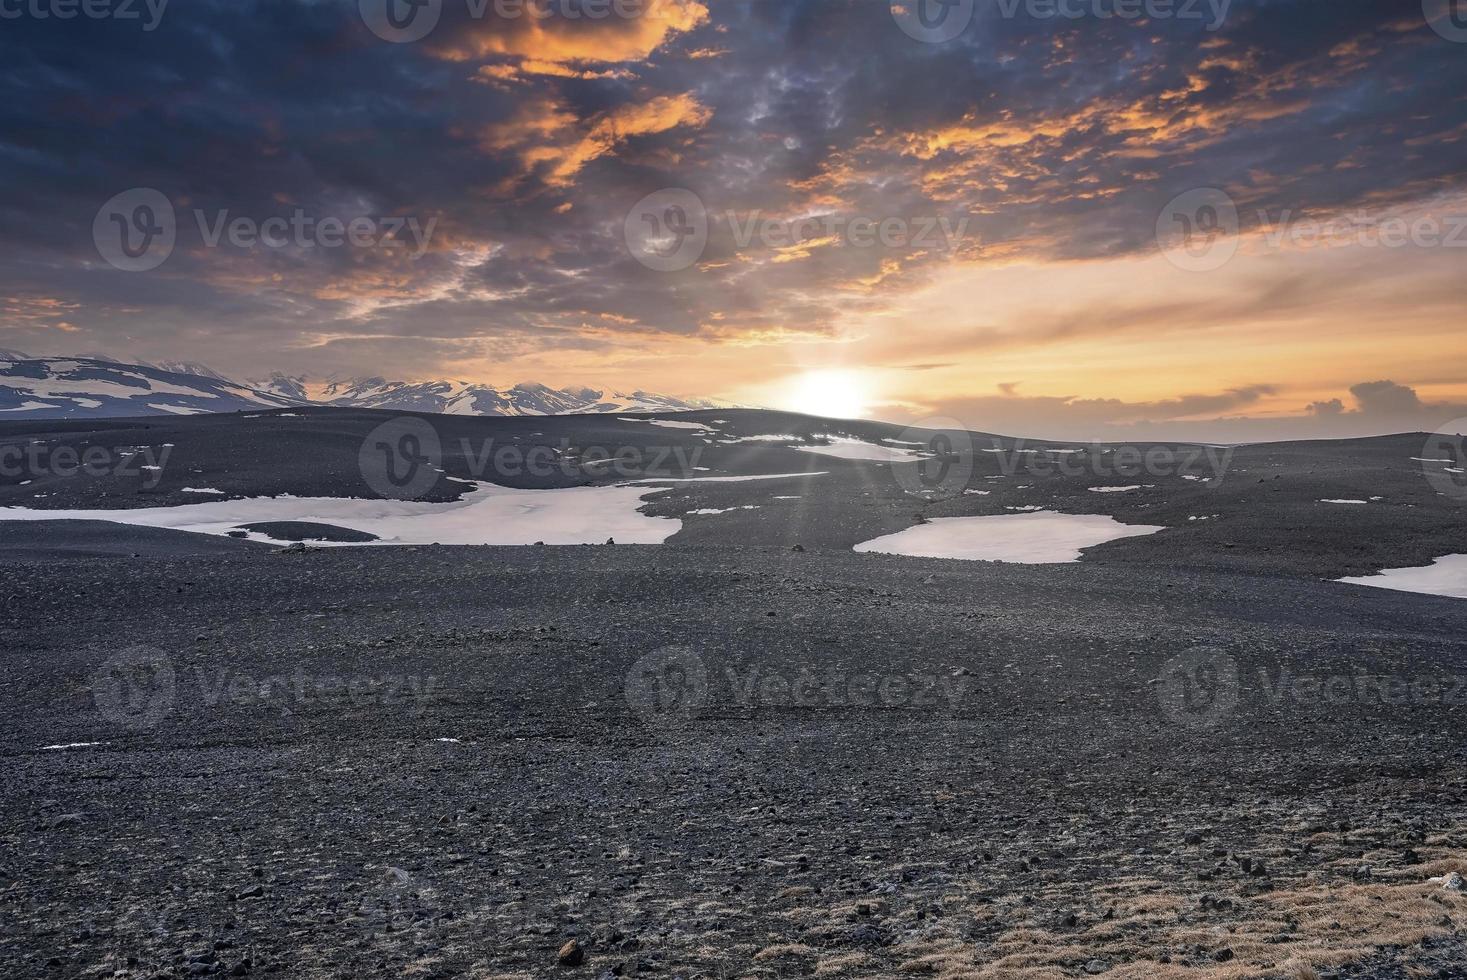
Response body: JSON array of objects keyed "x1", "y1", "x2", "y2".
[{"x1": 0, "y1": 351, "x2": 725, "y2": 420}]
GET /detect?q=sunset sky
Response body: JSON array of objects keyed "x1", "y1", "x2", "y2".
[{"x1": 4, "y1": 0, "x2": 1467, "y2": 440}]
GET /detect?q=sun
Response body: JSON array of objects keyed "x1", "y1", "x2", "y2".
[{"x1": 782, "y1": 369, "x2": 872, "y2": 420}]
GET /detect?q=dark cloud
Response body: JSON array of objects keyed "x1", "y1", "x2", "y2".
[
  {"x1": 1351, "y1": 380, "x2": 1425, "y2": 416},
  {"x1": 0, "y1": 0, "x2": 1464, "y2": 393}
]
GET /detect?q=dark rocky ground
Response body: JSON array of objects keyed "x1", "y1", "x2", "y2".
[
  {"x1": 2, "y1": 410, "x2": 1467, "y2": 979},
  {"x1": 3, "y1": 408, "x2": 1466, "y2": 577}
]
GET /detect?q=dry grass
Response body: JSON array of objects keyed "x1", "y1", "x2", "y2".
[
  {"x1": 753, "y1": 942, "x2": 817, "y2": 961},
  {"x1": 799, "y1": 848, "x2": 1467, "y2": 979},
  {"x1": 814, "y1": 951, "x2": 879, "y2": 975}
]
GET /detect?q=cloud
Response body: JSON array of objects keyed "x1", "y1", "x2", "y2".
[
  {"x1": 476, "y1": 91, "x2": 711, "y2": 189},
  {"x1": 907, "y1": 380, "x2": 1467, "y2": 444},
  {"x1": 0, "y1": 0, "x2": 1465, "y2": 418},
  {"x1": 425, "y1": 0, "x2": 709, "y2": 66},
  {"x1": 1350, "y1": 379, "x2": 1424, "y2": 416},
  {"x1": 1307, "y1": 398, "x2": 1345, "y2": 417}
]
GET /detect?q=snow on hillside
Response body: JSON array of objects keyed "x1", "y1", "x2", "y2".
[
  {"x1": 0, "y1": 355, "x2": 299, "y2": 419},
  {"x1": 0, "y1": 353, "x2": 727, "y2": 419}
]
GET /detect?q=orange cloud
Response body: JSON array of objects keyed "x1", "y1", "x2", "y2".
[
  {"x1": 3, "y1": 295, "x2": 81, "y2": 324},
  {"x1": 792, "y1": 28, "x2": 1404, "y2": 220},
  {"x1": 479, "y1": 91, "x2": 711, "y2": 188},
  {"x1": 475, "y1": 59, "x2": 638, "y2": 85},
  {"x1": 427, "y1": 0, "x2": 708, "y2": 67}
]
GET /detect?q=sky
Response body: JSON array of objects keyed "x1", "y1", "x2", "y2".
[{"x1": 3, "y1": 0, "x2": 1467, "y2": 440}]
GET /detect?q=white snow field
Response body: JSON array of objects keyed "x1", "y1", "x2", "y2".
[
  {"x1": 1336, "y1": 555, "x2": 1467, "y2": 600},
  {"x1": 853, "y1": 512, "x2": 1165, "y2": 564},
  {"x1": 0, "y1": 483, "x2": 680, "y2": 546},
  {"x1": 0, "y1": 471, "x2": 834, "y2": 546}
]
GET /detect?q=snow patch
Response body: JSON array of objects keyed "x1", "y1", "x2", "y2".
[
  {"x1": 1336, "y1": 555, "x2": 1467, "y2": 600},
  {"x1": 148, "y1": 403, "x2": 208, "y2": 415},
  {"x1": 625, "y1": 472, "x2": 826, "y2": 485},
  {"x1": 0, "y1": 482, "x2": 682, "y2": 547},
  {"x1": 620, "y1": 418, "x2": 712, "y2": 432},
  {"x1": 796, "y1": 438, "x2": 923, "y2": 463},
  {"x1": 854, "y1": 512, "x2": 1165, "y2": 564}
]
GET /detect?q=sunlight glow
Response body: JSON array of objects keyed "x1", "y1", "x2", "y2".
[{"x1": 781, "y1": 369, "x2": 871, "y2": 419}]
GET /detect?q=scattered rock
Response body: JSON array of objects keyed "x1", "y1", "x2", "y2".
[
  {"x1": 847, "y1": 923, "x2": 888, "y2": 947},
  {"x1": 558, "y1": 939, "x2": 585, "y2": 967}
]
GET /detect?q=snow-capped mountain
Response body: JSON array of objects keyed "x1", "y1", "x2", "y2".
[
  {"x1": 0, "y1": 352, "x2": 726, "y2": 419},
  {"x1": 250, "y1": 372, "x2": 312, "y2": 402},
  {"x1": 141, "y1": 359, "x2": 236, "y2": 383},
  {"x1": 290, "y1": 377, "x2": 721, "y2": 416},
  {"x1": 0, "y1": 354, "x2": 301, "y2": 419}
]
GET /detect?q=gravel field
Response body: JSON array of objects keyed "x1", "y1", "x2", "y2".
[{"x1": 2, "y1": 411, "x2": 1466, "y2": 979}]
